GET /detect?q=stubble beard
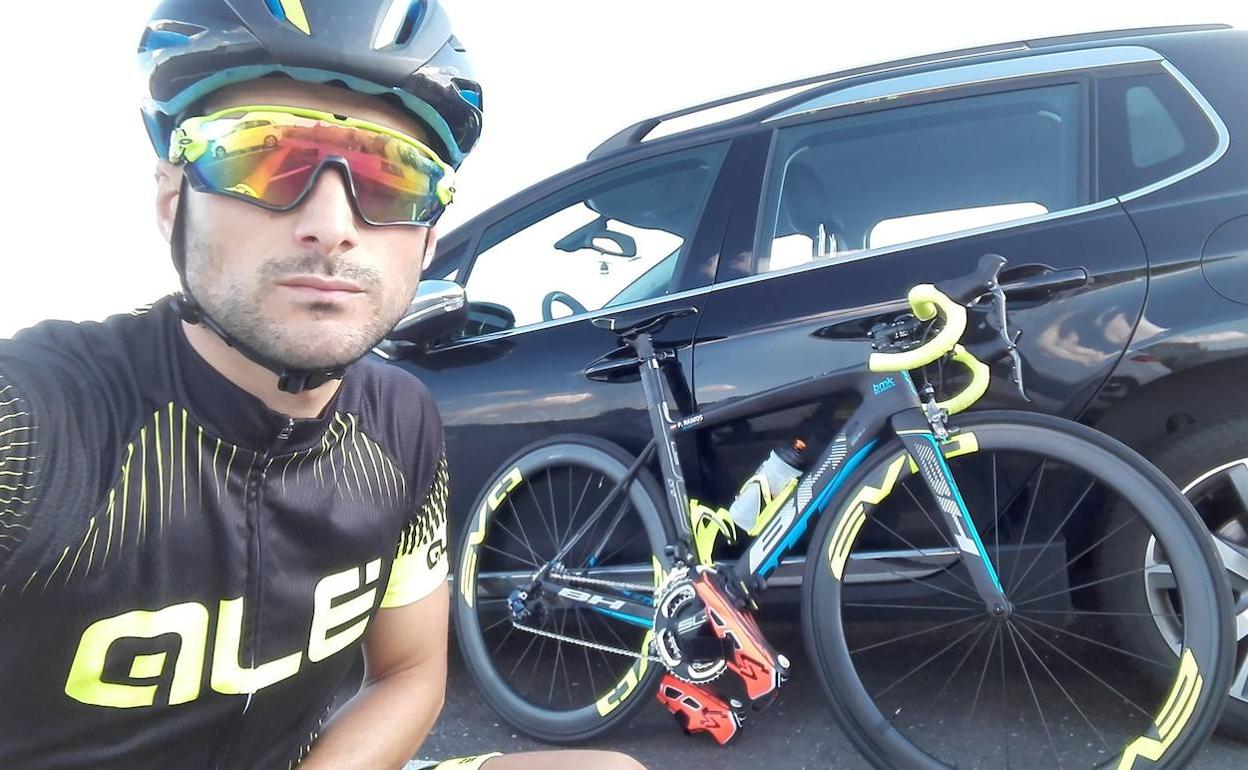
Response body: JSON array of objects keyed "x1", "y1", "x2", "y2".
[{"x1": 180, "y1": 219, "x2": 417, "y2": 371}]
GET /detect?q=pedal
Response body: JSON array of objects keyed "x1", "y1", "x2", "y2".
[
  {"x1": 656, "y1": 674, "x2": 744, "y2": 745},
  {"x1": 691, "y1": 569, "x2": 790, "y2": 704}
]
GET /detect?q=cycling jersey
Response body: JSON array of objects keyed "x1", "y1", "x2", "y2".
[{"x1": 0, "y1": 297, "x2": 449, "y2": 769}]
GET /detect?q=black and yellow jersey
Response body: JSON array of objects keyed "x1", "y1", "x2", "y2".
[{"x1": 0, "y1": 297, "x2": 449, "y2": 769}]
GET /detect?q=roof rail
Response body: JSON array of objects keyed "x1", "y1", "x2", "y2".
[
  {"x1": 586, "y1": 23, "x2": 1233, "y2": 162},
  {"x1": 586, "y1": 39, "x2": 1029, "y2": 161},
  {"x1": 1026, "y1": 23, "x2": 1230, "y2": 49}
]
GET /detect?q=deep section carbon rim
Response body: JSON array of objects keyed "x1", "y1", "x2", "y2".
[{"x1": 805, "y1": 414, "x2": 1228, "y2": 769}]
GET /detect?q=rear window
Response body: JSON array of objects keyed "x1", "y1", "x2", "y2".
[{"x1": 1096, "y1": 70, "x2": 1219, "y2": 198}]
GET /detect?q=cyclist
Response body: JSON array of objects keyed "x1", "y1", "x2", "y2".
[{"x1": 0, "y1": 2, "x2": 643, "y2": 768}]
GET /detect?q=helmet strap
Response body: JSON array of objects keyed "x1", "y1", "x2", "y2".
[{"x1": 169, "y1": 177, "x2": 347, "y2": 395}]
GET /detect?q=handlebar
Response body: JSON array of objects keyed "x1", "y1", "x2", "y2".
[{"x1": 867, "y1": 253, "x2": 1013, "y2": 416}]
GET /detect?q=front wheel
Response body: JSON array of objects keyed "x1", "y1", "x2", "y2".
[
  {"x1": 803, "y1": 410, "x2": 1233, "y2": 769},
  {"x1": 452, "y1": 435, "x2": 672, "y2": 743}
]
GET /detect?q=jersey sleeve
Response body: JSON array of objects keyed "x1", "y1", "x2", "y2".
[
  {"x1": 381, "y1": 445, "x2": 449, "y2": 608},
  {"x1": 0, "y1": 368, "x2": 42, "y2": 569}
]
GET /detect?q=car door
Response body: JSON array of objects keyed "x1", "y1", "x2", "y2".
[
  {"x1": 389, "y1": 138, "x2": 748, "y2": 537},
  {"x1": 689, "y1": 65, "x2": 1150, "y2": 509}
]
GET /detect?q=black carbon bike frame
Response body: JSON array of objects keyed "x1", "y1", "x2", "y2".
[{"x1": 537, "y1": 330, "x2": 1008, "y2": 628}]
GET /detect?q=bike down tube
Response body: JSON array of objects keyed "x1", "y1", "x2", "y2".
[{"x1": 733, "y1": 370, "x2": 921, "y2": 582}]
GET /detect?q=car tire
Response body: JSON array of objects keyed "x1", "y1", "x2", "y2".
[{"x1": 1142, "y1": 416, "x2": 1248, "y2": 741}]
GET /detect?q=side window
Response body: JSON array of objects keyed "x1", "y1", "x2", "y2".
[
  {"x1": 754, "y1": 84, "x2": 1087, "y2": 276},
  {"x1": 463, "y1": 143, "x2": 728, "y2": 332},
  {"x1": 1096, "y1": 70, "x2": 1219, "y2": 199}
]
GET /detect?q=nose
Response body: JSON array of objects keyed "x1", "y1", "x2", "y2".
[{"x1": 291, "y1": 165, "x2": 360, "y2": 259}]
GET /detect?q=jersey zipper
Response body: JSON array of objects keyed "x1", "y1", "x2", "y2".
[{"x1": 215, "y1": 416, "x2": 296, "y2": 770}]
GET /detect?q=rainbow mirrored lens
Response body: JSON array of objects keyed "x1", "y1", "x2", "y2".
[{"x1": 175, "y1": 108, "x2": 451, "y2": 225}]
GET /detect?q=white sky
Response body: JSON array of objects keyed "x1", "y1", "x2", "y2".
[{"x1": 3, "y1": 1, "x2": 1245, "y2": 336}]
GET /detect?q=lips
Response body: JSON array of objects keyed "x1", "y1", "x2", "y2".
[{"x1": 278, "y1": 276, "x2": 365, "y2": 299}]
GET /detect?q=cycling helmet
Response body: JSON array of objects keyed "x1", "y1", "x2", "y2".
[
  {"x1": 139, "y1": 0, "x2": 482, "y2": 168},
  {"x1": 138, "y1": 0, "x2": 483, "y2": 394}
]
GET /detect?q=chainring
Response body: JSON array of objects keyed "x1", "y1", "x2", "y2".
[{"x1": 654, "y1": 567, "x2": 728, "y2": 683}]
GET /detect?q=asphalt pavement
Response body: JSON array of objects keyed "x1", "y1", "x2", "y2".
[{"x1": 416, "y1": 622, "x2": 1246, "y2": 769}]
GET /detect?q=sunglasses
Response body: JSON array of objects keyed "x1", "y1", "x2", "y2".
[{"x1": 169, "y1": 104, "x2": 456, "y2": 227}]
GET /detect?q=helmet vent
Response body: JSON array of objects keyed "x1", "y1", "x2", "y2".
[
  {"x1": 452, "y1": 78, "x2": 482, "y2": 110},
  {"x1": 374, "y1": 0, "x2": 426, "y2": 49},
  {"x1": 138, "y1": 20, "x2": 206, "y2": 53}
]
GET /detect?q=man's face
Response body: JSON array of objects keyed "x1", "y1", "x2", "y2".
[{"x1": 157, "y1": 80, "x2": 439, "y2": 370}]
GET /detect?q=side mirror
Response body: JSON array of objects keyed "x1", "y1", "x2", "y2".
[
  {"x1": 464, "y1": 301, "x2": 516, "y2": 337},
  {"x1": 388, "y1": 280, "x2": 468, "y2": 351},
  {"x1": 554, "y1": 215, "x2": 638, "y2": 259}
]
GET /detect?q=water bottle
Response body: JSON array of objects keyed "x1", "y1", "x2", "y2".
[{"x1": 728, "y1": 439, "x2": 807, "y2": 534}]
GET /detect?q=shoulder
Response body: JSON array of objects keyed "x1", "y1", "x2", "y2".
[
  {"x1": 345, "y1": 355, "x2": 445, "y2": 499},
  {"x1": 0, "y1": 299, "x2": 175, "y2": 404}
]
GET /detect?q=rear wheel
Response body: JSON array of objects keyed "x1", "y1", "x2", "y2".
[
  {"x1": 803, "y1": 410, "x2": 1233, "y2": 769},
  {"x1": 452, "y1": 435, "x2": 671, "y2": 743}
]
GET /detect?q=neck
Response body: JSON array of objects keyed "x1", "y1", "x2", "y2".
[{"x1": 180, "y1": 320, "x2": 341, "y2": 419}]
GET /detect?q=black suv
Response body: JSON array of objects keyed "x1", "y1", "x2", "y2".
[{"x1": 387, "y1": 24, "x2": 1248, "y2": 732}]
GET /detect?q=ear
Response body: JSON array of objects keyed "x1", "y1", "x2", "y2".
[
  {"x1": 155, "y1": 160, "x2": 184, "y2": 243},
  {"x1": 422, "y1": 226, "x2": 439, "y2": 270}
]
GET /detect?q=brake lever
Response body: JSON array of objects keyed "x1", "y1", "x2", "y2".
[{"x1": 985, "y1": 284, "x2": 1031, "y2": 403}]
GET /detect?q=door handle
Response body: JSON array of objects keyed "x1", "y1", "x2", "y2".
[
  {"x1": 999, "y1": 266, "x2": 1089, "y2": 299},
  {"x1": 584, "y1": 356, "x2": 643, "y2": 382}
]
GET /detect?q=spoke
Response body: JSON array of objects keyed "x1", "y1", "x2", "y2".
[
  {"x1": 899, "y1": 478, "x2": 956, "y2": 551},
  {"x1": 1011, "y1": 620, "x2": 1112, "y2": 753},
  {"x1": 501, "y1": 497, "x2": 546, "y2": 566},
  {"x1": 856, "y1": 558, "x2": 985, "y2": 608},
  {"x1": 571, "y1": 467, "x2": 593, "y2": 523},
  {"x1": 489, "y1": 621, "x2": 517, "y2": 657},
  {"x1": 1214, "y1": 535, "x2": 1248, "y2": 583},
  {"x1": 585, "y1": 499, "x2": 636, "y2": 566},
  {"x1": 930, "y1": 621, "x2": 993, "y2": 705},
  {"x1": 1013, "y1": 613, "x2": 1172, "y2": 670},
  {"x1": 481, "y1": 542, "x2": 539, "y2": 568},
  {"x1": 507, "y1": 628, "x2": 543, "y2": 680},
  {"x1": 1227, "y1": 463, "x2": 1248, "y2": 512},
  {"x1": 874, "y1": 619, "x2": 988, "y2": 700},
  {"x1": 1017, "y1": 563, "x2": 1157, "y2": 609},
  {"x1": 861, "y1": 514, "x2": 982, "y2": 599},
  {"x1": 851, "y1": 613, "x2": 982, "y2": 655},
  {"x1": 581, "y1": 609, "x2": 621, "y2": 676},
  {"x1": 843, "y1": 602, "x2": 986, "y2": 613},
  {"x1": 969, "y1": 625, "x2": 1001, "y2": 721},
  {"x1": 596, "y1": 524, "x2": 646, "y2": 567},
  {"x1": 526, "y1": 472, "x2": 561, "y2": 550},
  {"x1": 1011, "y1": 478, "x2": 1097, "y2": 596},
  {"x1": 1144, "y1": 561, "x2": 1178, "y2": 594},
  {"x1": 1013, "y1": 617, "x2": 1154, "y2": 721},
  {"x1": 1006, "y1": 622, "x2": 1062, "y2": 767},
  {"x1": 483, "y1": 611, "x2": 515, "y2": 634},
  {"x1": 1010, "y1": 516, "x2": 1136, "y2": 605},
  {"x1": 1006, "y1": 460, "x2": 1047, "y2": 592},
  {"x1": 547, "y1": 469, "x2": 563, "y2": 551},
  {"x1": 1022, "y1": 608, "x2": 1180, "y2": 619},
  {"x1": 999, "y1": 623, "x2": 1009, "y2": 770},
  {"x1": 548, "y1": 610, "x2": 574, "y2": 706},
  {"x1": 573, "y1": 610, "x2": 599, "y2": 696}
]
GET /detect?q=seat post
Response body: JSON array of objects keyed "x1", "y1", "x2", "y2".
[{"x1": 630, "y1": 331, "x2": 693, "y2": 541}]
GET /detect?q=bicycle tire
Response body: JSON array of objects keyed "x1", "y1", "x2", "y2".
[
  {"x1": 451, "y1": 435, "x2": 673, "y2": 743},
  {"x1": 802, "y1": 410, "x2": 1233, "y2": 769}
]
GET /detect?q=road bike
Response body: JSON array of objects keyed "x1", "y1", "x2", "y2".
[{"x1": 452, "y1": 254, "x2": 1233, "y2": 769}]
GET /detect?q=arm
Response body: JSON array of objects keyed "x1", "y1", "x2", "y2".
[{"x1": 297, "y1": 582, "x2": 450, "y2": 770}]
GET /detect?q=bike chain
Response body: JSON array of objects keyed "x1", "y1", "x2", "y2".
[
  {"x1": 509, "y1": 570, "x2": 662, "y2": 661},
  {"x1": 511, "y1": 621, "x2": 663, "y2": 662},
  {"x1": 547, "y1": 569, "x2": 657, "y2": 594}
]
